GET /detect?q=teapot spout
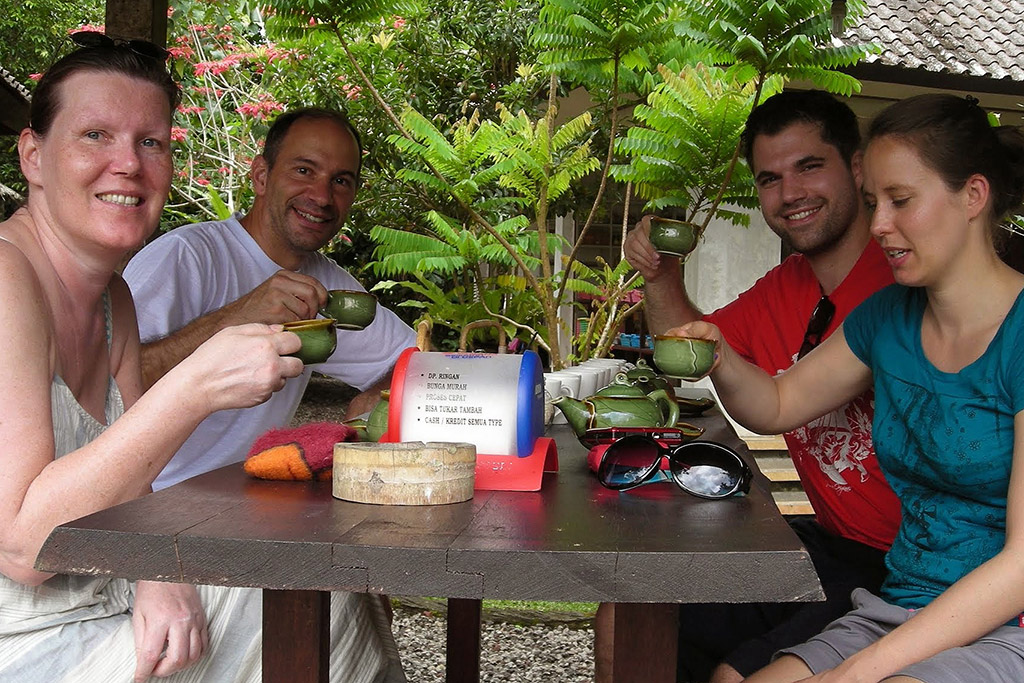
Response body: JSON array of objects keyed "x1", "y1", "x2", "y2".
[{"x1": 551, "y1": 395, "x2": 591, "y2": 437}]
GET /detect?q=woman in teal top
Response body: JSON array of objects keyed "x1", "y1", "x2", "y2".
[
  {"x1": 673, "y1": 94, "x2": 1024, "y2": 683},
  {"x1": 844, "y1": 284, "x2": 1024, "y2": 614}
]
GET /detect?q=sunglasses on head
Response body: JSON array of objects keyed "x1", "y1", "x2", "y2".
[
  {"x1": 797, "y1": 293, "x2": 836, "y2": 359},
  {"x1": 70, "y1": 31, "x2": 169, "y2": 62},
  {"x1": 597, "y1": 435, "x2": 752, "y2": 499}
]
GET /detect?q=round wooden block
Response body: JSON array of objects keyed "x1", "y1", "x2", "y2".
[{"x1": 333, "y1": 441, "x2": 476, "y2": 505}]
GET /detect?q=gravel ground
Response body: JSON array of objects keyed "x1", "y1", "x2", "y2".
[
  {"x1": 297, "y1": 376, "x2": 597, "y2": 682},
  {"x1": 292, "y1": 374, "x2": 359, "y2": 424},
  {"x1": 391, "y1": 606, "x2": 595, "y2": 682}
]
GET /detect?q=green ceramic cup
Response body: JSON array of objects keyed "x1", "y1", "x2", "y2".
[
  {"x1": 321, "y1": 289, "x2": 378, "y2": 330},
  {"x1": 649, "y1": 217, "x2": 699, "y2": 257},
  {"x1": 283, "y1": 318, "x2": 337, "y2": 365},
  {"x1": 653, "y1": 335, "x2": 716, "y2": 380}
]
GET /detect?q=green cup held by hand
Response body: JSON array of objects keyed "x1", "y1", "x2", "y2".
[
  {"x1": 283, "y1": 318, "x2": 337, "y2": 365},
  {"x1": 649, "y1": 217, "x2": 699, "y2": 257},
  {"x1": 321, "y1": 289, "x2": 377, "y2": 330},
  {"x1": 653, "y1": 335, "x2": 716, "y2": 380}
]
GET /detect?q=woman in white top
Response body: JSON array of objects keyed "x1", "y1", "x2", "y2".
[{"x1": 0, "y1": 37, "x2": 403, "y2": 683}]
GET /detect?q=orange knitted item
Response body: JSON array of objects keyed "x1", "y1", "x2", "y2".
[{"x1": 244, "y1": 422, "x2": 357, "y2": 481}]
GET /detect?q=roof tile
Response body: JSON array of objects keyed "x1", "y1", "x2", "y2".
[{"x1": 848, "y1": 0, "x2": 1024, "y2": 82}]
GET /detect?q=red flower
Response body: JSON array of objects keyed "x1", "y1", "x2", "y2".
[
  {"x1": 236, "y1": 98, "x2": 286, "y2": 121},
  {"x1": 29, "y1": 73, "x2": 42, "y2": 81},
  {"x1": 264, "y1": 46, "x2": 299, "y2": 62},
  {"x1": 167, "y1": 46, "x2": 195, "y2": 60},
  {"x1": 194, "y1": 59, "x2": 231, "y2": 77},
  {"x1": 393, "y1": 17, "x2": 406, "y2": 30},
  {"x1": 69, "y1": 24, "x2": 105, "y2": 35},
  {"x1": 342, "y1": 83, "x2": 362, "y2": 101},
  {"x1": 170, "y1": 127, "x2": 188, "y2": 142}
]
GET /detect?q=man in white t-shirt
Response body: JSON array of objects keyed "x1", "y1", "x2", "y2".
[{"x1": 124, "y1": 107, "x2": 417, "y2": 490}]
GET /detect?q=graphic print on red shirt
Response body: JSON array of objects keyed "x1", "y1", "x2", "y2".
[{"x1": 706, "y1": 240, "x2": 899, "y2": 551}]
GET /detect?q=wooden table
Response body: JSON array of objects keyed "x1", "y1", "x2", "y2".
[{"x1": 36, "y1": 411, "x2": 821, "y2": 683}]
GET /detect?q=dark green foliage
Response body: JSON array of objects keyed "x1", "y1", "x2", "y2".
[
  {"x1": 0, "y1": 0, "x2": 104, "y2": 82},
  {"x1": 611, "y1": 64, "x2": 761, "y2": 220},
  {"x1": 0, "y1": 0, "x2": 105, "y2": 206},
  {"x1": 1, "y1": 0, "x2": 878, "y2": 358},
  {"x1": 532, "y1": 0, "x2": 677, "y2": 98},
  {"x1": 677, "y1": 0, "x2": 877, "y2": 97}
]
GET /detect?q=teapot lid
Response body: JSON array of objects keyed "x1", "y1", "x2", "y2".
[{"x1": 593, "y1": 373, "x2": 647, "y2": 398}]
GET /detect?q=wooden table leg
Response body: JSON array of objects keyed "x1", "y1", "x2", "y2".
[
  {"x1": 263, "y1": 589, "x2": 330, "y2": 683},
  {"x1": 609, "y1": 603, "x2": 678, "y2": 683},
  {"x1": 446, "y1": 598, "x2": 482, "y2": 683}
]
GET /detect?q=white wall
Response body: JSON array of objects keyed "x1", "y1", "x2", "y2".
[{"x1": 684, "y1": 208, "x2": 781, "y2": 315}]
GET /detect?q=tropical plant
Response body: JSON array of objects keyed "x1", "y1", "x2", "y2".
[
  {"x1": 610, "y1": 63, "x2": 762, "y2": 226},
  {"x1": 567, "y1": 254, "x2": 644, "y2": 360},
  {"x1": 375, "y1": 0, "x2": 686, "y2": 365},
  {"x1": 368, "y1": 103, "x2": 600, "y2": 361},
  {"x1": 531, "y1": 0, "x2": 682, "y2": 285},
  {"x1": 373, "y1": 272, "x2": 544, "y2": 352}
]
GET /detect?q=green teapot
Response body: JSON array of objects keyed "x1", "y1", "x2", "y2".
[
  {"x1": 551, "y1": 375, "x2": 680, "y2": 439},
  {"x1": 344, "y1": 390, "x2": 390, "y2": 442},
  {"x1": 366, "y1": 390, "x2": 391, "y2": 442},
  {"x1": 617, "y1": 361, "x2": 716, "y2": 416}
]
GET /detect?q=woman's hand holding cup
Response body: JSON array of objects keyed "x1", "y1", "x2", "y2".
[
  {"x1": 657, "y1": 321, "x2": 724, "y2": 380},
  {"x1": 179, "y1": 323, "x2": 305, "y2": 414}
]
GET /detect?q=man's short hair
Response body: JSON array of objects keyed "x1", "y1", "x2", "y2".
[
  {"x1": 262, "y1": 107, "x2": 363, "y2": 178},
  {"x1": 740, "y1": 90, "x2": 861, "y2": 169}
]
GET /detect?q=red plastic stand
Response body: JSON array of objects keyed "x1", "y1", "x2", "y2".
[
  {"x1": 377, "y1": 433, "x2": 558, "y2": 492},
  {"x1": 473, "y1": 437, "x2": 559, "y2": 492}
]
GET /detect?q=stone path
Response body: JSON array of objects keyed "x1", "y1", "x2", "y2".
[{"x1": 391, "y1": 604, "x2": 595, "y2": 682}]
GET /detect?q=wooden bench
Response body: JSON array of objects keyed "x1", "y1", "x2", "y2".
[{"x1": 741, "y1": 434, "x2": 813, "y2": 516}]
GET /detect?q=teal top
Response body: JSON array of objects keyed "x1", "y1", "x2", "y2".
[{"x1": 845, "y1": 284, "x2": 1024, "y2": 611}]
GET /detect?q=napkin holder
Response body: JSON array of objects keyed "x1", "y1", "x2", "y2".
[{"x1": 381, "y1": 346, "x2": 557, "y2": 491}]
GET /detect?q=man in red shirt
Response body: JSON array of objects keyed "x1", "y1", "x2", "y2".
[{"x1": 612, "y1": 90, "x2": 900, "y2": 683}]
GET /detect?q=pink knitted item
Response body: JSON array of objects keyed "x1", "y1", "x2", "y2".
[{"x1": 244, "y1": 422, "x2": 357, "y2": 480}]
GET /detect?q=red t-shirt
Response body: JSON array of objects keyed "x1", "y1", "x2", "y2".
[{"x1": 706, "y1": 240, "x2": 899, "y2": 551}]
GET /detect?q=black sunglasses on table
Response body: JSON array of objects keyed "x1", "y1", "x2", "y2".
[
  {"x1": 70, "y1": 31, "x2": 169, "y2": 62},
  {"x1": 597, "y1": 435, "x2": 752, "y2": 499},
  {"x1": 797, "y1": 293, "x2": 836, "y2": 359}
]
